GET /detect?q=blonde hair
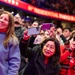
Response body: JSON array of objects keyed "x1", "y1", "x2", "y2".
[{"x1": 0, "y1": 11, "x2": 18, "y2": 48}]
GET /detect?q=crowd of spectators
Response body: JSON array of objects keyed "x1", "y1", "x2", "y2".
[
  {"x1": 21, "y1": 0, "x2": 75, "y2": 15},
  {"x1": 1, "y1": 8, "x2": 75, "y2": 75}
]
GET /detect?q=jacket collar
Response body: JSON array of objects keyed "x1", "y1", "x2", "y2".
[{"x1": 37, "y1": 55, "x2": 55, "y2": 74}]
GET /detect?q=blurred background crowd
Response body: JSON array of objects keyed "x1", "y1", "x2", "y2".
[
  {"x1": 21, "y1": 0, "x2": 75, "y2": 15},
  {"x1": 1, "y1": 0, "x2": 75, "y2": 31},
  {"x1": 0, "y1": 0, "x2": 75, "y2": 75}
]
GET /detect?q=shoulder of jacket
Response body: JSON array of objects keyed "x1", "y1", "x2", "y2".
[
  {"x1": 9, "y1": 37, "x2": 19, "y2": 46},
  {"x1": 32, "y1": 45, "x2": 41, "y2": 53}
]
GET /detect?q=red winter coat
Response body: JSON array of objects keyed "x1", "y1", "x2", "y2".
[{"x1": 59, "y1": 45, "x2": 75, "y2": 75}]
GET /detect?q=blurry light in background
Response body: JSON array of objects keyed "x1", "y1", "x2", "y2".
[
  {"x1": 4, "y1": 0, "x2": 19, "y2": 5},
  {"x1": 34, "y1": 17, "x2": 37, "y2": 20},
  {"x1": 16, "y1": 1, "x2": 19, "y2": 5},
  {"x1": 26, "y1": 16, "x2": 30, "y2": 18},
  {"x1": 11, "y1": 11, "x2": 14, "y2": 15},
  {"x1": 4, "y1": 0, "x2": 7, "y2": 1},
  {"x1": 8, "y1": 0, "x2": 11, "y2": 3},
  {"x1": 12, "y1": 0, "x2": 15, "y2": 4}
]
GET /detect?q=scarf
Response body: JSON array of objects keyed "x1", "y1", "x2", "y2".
[{"x1": 0, "y1": 29, "x2": 8, "y2": 33}]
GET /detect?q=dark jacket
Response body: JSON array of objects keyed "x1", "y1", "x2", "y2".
[
  {"x1": 19, "y1": 38, "x2": 61, "y2": 75},
  {"x1": 28, "y1": 35, "x2": 36, "y2": 48},
  {"x1": 15, "y1": 27, "x2": 24, "y2": 40}
]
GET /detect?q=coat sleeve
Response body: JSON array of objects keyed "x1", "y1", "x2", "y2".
[
  {"x1": 19, "y1": 38, "x2": 39, "y2": 58},
  {"x1": 7, "y1": 43, "x2": 20, "y2": 75},
  {"x1": 60, "y1": 45, "x2": 70, "y2": 62},
  {"x1": 19, "y1": 38, "x2": 29, "y2": 57}
]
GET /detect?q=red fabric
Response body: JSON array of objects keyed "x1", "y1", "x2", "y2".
[
  {"x1": 23, "y1": 35, "x2": 30, "y2": 40},
  {"x1": 60, "y1": 45, "x2": 70, "y2": 62},
  {"x1": 44, "y1": 57, "x2": 49, "y2": 65},
  {"x1": 59, "y1": 45, "x2": 75, "y2": 75},
  {"x1": 31, "y1": 0, "x2": 36, "y2": 5},
  {"x1": 0, "y1": 29, "x2": 7, "y2": 33},
  {"x1": 23, "y1": 30, "x2": 30, "y2": 40}
]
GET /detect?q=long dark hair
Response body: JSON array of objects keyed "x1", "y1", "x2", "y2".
[{"x1": 41, "y1": 38, "x2": 60, "y2": 65}]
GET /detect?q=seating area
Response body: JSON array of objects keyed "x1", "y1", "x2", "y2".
[{"x1": 21, "y1": 0, "x2": 75, "y2": 15}]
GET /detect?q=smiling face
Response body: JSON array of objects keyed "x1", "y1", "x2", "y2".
[
  {"x1": 44, "y1": 30, "x2": 50, "y2": 39},
  {"x1": 0, "y1": 13, "x2": 9, "y2": 29},
  {"x1": 42, "y1": 41, "x2": 55, "y2": 57},
  {"x1": 49, "y1": 27, "x2": 56, "y2": 38},
  {"x1": 63, "y1": 29, "x2": 71, "y2": 38}
]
